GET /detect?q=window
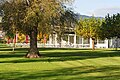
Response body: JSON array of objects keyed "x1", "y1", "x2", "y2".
[
  {"x1": 98, "y1": 40, "x2": 105, "y2": 44},
  {"x1": 69, "y1": 36, "x2": 74, "y2": 44},
  {"x1": 76, "y1": 36, "x2": 82, "y2": 44},
  {"x1": 83, "y1": 38, "x2": 90, "y2": 44}
]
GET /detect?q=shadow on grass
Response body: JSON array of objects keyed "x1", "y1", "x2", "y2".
[
  {"x1": 38, "y1": 47, "x2": 91, "y2": 51},
  {"x1": 0, "y1": 49, "x2": 120, "y2": 63},
  {"x1": 0, "y1": 65, "x2": 120, "y2": 80},
  {"x1": 0, "y1": 46, "x2": 10, "y2": 48},
  {"x1": 0, "y1": 47, "x2": 90, "y2": 51},
  {"x1": 0, "y1": 47, "x2": 77, "y2": 51},
  {"x1": 0, "y1": 56, "x2": 97, "y2": 63},
  {"x1": 0, "y1": 47, "x2": 28, "y2": 51},
  {"x1": 42, "y1": 50, "x2": 120, "y2": 57},
  {"x1": 0, "y1": 53, "x2": 25, "y2": 58}
]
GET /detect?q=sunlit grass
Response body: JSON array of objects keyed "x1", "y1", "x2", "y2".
[{"x1": 0, "y1": 43, "x2": 120, "y2": 80}]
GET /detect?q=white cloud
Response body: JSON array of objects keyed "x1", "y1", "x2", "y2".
[{"x1": 93, "y1": 7, "x2": 120, "y2": 17}]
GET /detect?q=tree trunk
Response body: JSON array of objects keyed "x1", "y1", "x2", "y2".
[
  {"x1": 26, "y1": 27, "x2": 41, "y2": 58},
  {"x1": 92, "y1": 38, "x2": 95, "y2": 50},
  {"x1": 115, "y1": 37, "x2": 118, "y2": 51}
]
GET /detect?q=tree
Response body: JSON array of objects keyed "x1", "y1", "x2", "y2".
[
  {"x1": 1, "y1": 0, "x2": 73, "y2": 58},
  {"x1": 76, "y1": 17, "x2": 102, "y2": 50},
  {"x1": 53, "y1": 9, "x2": 77, "y2": 47},
  {"x1": 99, "y1": 13, "x2": 120, "y2": 50}
]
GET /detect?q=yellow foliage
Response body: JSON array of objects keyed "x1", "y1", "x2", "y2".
[
  {"x1": 17, "y1": 33, "x2": 26, "y2": 43},
  {"x1": 37, "y1": 32, "x2": 49, "y2": 43},
  {"x1": 37, "y1": 32, "x2": 42, "y2": 40}
]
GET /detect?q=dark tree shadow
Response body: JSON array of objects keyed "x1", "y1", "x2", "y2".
[
  {"x1": 0, "y1": 48, "x2": 120, "y2": 63},
  {"x1": 0, "y1": 65, "x2": 120, "y2": 80}
]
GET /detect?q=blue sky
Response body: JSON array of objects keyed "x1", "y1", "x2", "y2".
[{"x1": 69, "y1": 0, "x2": 120, "y2": 17}]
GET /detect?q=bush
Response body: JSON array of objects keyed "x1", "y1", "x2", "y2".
[{"x1": 0, "y1": 38, "x2": 6, "y2": 43}]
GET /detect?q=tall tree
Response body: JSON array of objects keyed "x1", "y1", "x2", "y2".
[
  {"x1": 99, "y1": 13, "x2": 120, "y2": 50},
  {"x1": 53, "y1": 9, "x2": 77, "y2": 47},
  {"x1": 1, "y1": 0, "x2": 73, "y2": 58},
  {"x1": 76, "y1": 17, "x2": 102, "y2": 50}
]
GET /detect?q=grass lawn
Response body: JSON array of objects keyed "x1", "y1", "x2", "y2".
[{"x1": 0, "y1": 43, "x2": 120, "y2": 80}]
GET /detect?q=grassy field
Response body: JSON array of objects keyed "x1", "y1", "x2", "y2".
[{"x1": 0, "y1": 43, "x2": 120, "y2": 80}]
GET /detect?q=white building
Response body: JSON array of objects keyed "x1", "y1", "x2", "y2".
[
  {"x1": 45, "y1": 33, "x2": 109, "y2": 48},
  {"x1": 7, "y1": 32, "x2": 120, "y2": 49},
  {"x1": 46, "y1": 33, "x2": 120, "y2": 49}
]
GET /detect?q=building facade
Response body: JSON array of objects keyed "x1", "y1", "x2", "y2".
[{"x1": 45, "y1": 33, "x2": 109, "y2": 48}]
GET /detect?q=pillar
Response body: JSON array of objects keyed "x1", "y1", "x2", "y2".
[
  {"x1": 49, "y1": 34, "x2": 52, "y2": 46},
  {"x1": 74, "y1": 33, "x2": 76, "y2": 48},
  {"x1": 90, "y1": 38, "x2": 92, "y2": 48},
  {"x1": 68, "y1": 34, "x2": 70, "y2": 46},
  {"x1": 105, "y1": 39, "x2": 108, "y2": 48}
]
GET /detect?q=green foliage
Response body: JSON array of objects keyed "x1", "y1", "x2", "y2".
[
  {"x1": 1, "y1": 0, "x2": 75, "y2": 40},
  {"x1": 0, "y1": 38, "x2": 6, "y2": 43},
  {"x1": 5, "y1": 31, "x2": 14, "y2": 39},
  {"x1": 0, "y1": 0, "x2": 75, "y2": 55},
  {"x1": 99, "y1": 13, "x2": 120, "y2": 39},
  {"x1": 54, "y1": 9, "x2": 77, "y2": 43},
  {"x1": 0, "y1": 0, "x2": 76, "y2": 35},
  {"x1": 76, "y1": 17, "x2": 102, "y2": 40},
  {"x1": 1, "y1": 0, "x2": 66, "y2": 35}
]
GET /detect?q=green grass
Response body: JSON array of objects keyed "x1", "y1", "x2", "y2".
[{"x1": 0, "y1": 43, "x2": 120, "y2": 80}]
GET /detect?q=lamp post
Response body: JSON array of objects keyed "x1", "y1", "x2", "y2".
[{"x1": 10, "y1": 17, "x2": 16, "y2": 53}]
